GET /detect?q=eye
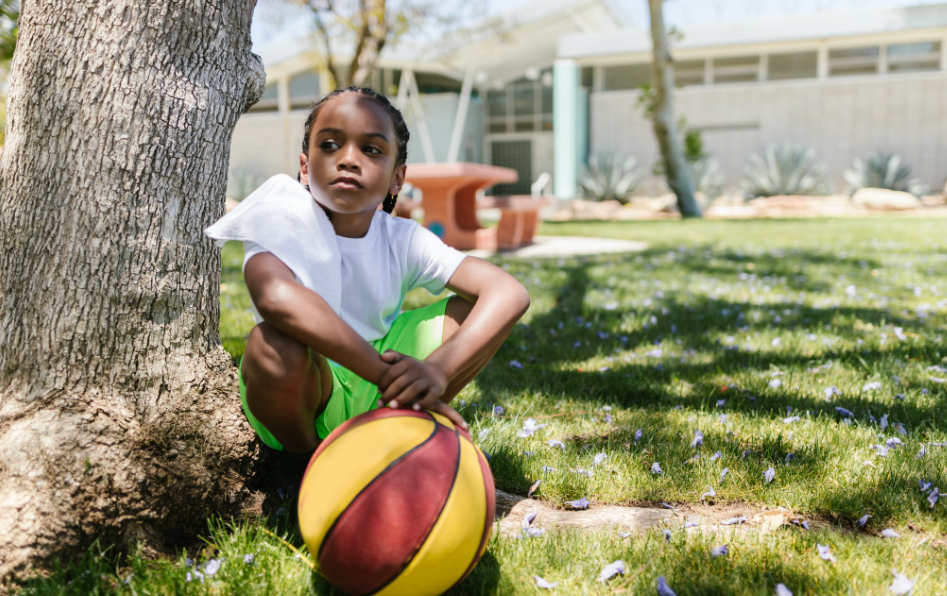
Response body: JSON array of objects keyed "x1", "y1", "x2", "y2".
[
  {"x1": 320, "y1": 140, "x2": 339, "y2": 151},
  {"x1": 364, "y1": 145, "x2": 382, "y2": 155}
]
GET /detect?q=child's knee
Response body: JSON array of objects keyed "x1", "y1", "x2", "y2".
[{"x1": 246, "y1": 322, "x2": 312, "y2": 386}]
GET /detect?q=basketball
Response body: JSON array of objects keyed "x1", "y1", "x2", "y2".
[{"x1": 297, "y1": 407, "x2": 495, "y2": 596}]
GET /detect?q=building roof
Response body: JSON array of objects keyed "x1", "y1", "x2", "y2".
[
  {"x1": 254, "y1": 0, "x2": 633, "y2": 82},
  {"x1": 558, "y1": 2, "x2": 947, "y2": 60}
]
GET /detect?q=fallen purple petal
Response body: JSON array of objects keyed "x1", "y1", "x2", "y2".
[
  {"x1": 881, "y1": 528, "x2": 901, "y2": 539},
  {"x1": 710, "y1": 451, "x2": 722, "y2": 461},
  {"x1": 835, "y1": 407, "x2": 854, "y2": 418},
  {"x1": 720, "y1": 468, "x2": 729, "y2": 482},
  {"x1": 565, "y1": 497, "x2": 589, "y2": 510},
  {"x1": 594, "y1": 452, "x2": 607, "y2": 466},
  {"x1": 721, "y1": 516, "x2": 746, "y2": 525},
  {"x1": 657, "y1": 575, "x2": 677, "y2": 596},
  {"x1": 533, "y1": 575, "x2": 558, "y2": 589},
  {"x1": 817, "y1": 544, "x2": 836, "y2": 563},
  {"x1": 711, "y1": 544, "x2": 729, "y2": 557},
  {"x1": 634, "y1": 428, "x2": 643, "y2": 442},
  {"x1": 889, "y1": 570, "x2": 916, "y2": 595},
  {"x1": 690, "y1": 430, "x2": 704, "y2": 449},
  {"x1": 764, "y1": 467, "x2": 776, "y2": 483},
  {"x1": 243, "y1": 553, "x2": 255, "y2": 565},
  {"x1": 700, "y1": 486, "x2": 716, "y2": 500},
  {"x1": 857, "y1": 514, "x2": 871, "y2": 528},
  {"x1": 776, "y1": 584, "x2": 793, "y2": 596},
  {"x1": 596, "y1": 559, "x2": 625, "y2": 582},
  {"x1": 652, "y1": 462, "x2": 664, "y2": 475},
  {"x1": 528, "y1": 479, "x2": 541, "y2": 498},
  {"x1": 928, "y1": 488, "x2": 940, "y2": 509}
]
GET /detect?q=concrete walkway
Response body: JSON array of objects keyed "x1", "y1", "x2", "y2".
[{"x1": 465, "y1": 235, "x2": 648, "y2": 259}]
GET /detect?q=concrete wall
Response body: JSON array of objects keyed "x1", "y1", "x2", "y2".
[
  {"x1": 227, "y1": 92, "x2": 483, "y2": 183},
  {"x1": 589, "y1": 71, "x2": 947, "y2": 194}
]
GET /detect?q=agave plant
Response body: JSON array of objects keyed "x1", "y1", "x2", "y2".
[
  {"x1": 844, "y1": 152, "x2": 928, "y2": 198},
  {"x1": 741, "y1": 142, "x2": 833, "y2": 200},
  {"x1": 226, "y1": 168, "x2": 266, "y2": 201},
  {"x1": 688, "y1": 157, "x2": 725, "y2": 200},
  {"x1": 578, "y1": 153, "x2": 640, "y2": 204}
]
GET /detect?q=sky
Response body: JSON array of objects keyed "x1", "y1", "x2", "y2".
[{"x1": 250, "y1": 0, "x2": 942, "y2": 50}]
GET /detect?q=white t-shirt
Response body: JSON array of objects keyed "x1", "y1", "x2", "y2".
[{"x1": 243, "y1": 210, "x2": 467, "y2": 342}]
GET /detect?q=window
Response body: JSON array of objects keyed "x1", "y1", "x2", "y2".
[
  {"x1": 602, "y1": 64, "x2": 651, "y2": 91},
  {"x1": 887, "y1": 41, "x2": 941, "y2": 73},
  {"x1": 675, "y1": 59, "x2": 705, "y2": 86},
  {"x1": 713, "y1": 55, "x2": 759, "y2": 84},
  {"x1": 248, "y1": 83, "x2": 279, "y2": 112},
  {"x1": 289, "y1": 71, "x2": 321, "y2": 108},
  {"x1": 768, "y1": 51, "x2": 818, "y2": 80},
  {"x1": 581, "y1": 66, "x2": 594, "y2": 89},
  {"x1": 829, "y1": 46, "x2": 879, "y2": 76},
  {"x1": 513, "y1": 81, "x2": 535, "y2": 116},
  {"x1": 484, "y1": 74, "x2": 553, "y2": 134}
]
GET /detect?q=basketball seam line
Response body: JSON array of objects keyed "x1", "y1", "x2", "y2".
[
  {"x1": 365, "y1": 412, "x2": 462, "y2": 596},
  {"x1": 316, "y1": 418, "x2": 439, "y2": 564}
]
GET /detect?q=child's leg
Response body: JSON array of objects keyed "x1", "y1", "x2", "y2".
[
  {"x1": 438, "y1": 295, "x2": 517, "y2": 403},
  {"x1": 241, "y1": 322, "x2": 332, "y2": 453}
]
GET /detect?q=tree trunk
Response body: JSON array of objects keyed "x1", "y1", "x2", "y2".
[
  {"x1": 0, "y1": 0, "x2": 267, "y2": 587},
  {"x1": 647, "y1": 0, "x2": 701, "y2": 218}
]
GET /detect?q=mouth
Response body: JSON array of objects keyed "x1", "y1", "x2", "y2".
[{"x1": 330, "y1": 176, "x2": 362, "y2": 190}]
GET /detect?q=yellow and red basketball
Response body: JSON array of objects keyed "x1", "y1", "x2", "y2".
[{"x1": 298, "y1": 407, "x2": 495, "y2": 596}]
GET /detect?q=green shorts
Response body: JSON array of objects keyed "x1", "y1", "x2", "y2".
[{"x1": 238, "y1": 296, "x2": 451, "y2": 451}]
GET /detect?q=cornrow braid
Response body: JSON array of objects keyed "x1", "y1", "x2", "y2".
[{"x1": 300, "y1": 86, "x2": 410, "y2": 215}]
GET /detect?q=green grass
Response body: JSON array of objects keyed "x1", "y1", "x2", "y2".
[{"x1": 20, "y1": 218, "x2": 947, "y2": 595}]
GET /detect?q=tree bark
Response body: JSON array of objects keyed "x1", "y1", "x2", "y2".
[
  {"x1": 647, "y1": 0, "x2": 701, "y2": 218},
  {"x1": 0, "y1": 0, "x2": 266, "y2": 587}
]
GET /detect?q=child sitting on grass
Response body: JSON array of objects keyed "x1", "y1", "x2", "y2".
[{"x1": 209, "y1": 87, "x2": 530, "y2": 475}]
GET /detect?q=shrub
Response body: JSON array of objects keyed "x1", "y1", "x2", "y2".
[
  {"x1": 578, "y1": 153, "x2": 640, "y2": 204},
  {"x1": 741, "y1": 142, "x2": 833, "y2": 200},
  {"x1": 226, "y1": 168, "x2": 266, "y2": 202},
  {"x1": 688, "y1": 157, "x2": 725, "y2": 200},
  {"x1": 844, "y1": 152, "x2": 928, "y2": 198}
]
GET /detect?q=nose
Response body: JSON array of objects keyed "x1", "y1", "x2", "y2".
[{"x1": 338, "y1": 142, "x2": 360, "y2": 172}]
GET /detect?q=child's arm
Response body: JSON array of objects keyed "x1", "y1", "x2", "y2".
[
  {"x1": 244, "y1": 252, "x2": 387, "y2": 386},
  {"x1": 378, "y1": 257, "x2": 530, "y2": 408}
]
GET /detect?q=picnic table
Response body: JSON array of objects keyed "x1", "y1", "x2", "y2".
[{"x1": 402, "y1": 162, "x2": 545, "y2": 251}]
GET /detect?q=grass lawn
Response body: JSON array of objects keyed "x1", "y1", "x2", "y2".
[{"x1": 20, "y1": 218, "x2": 946, "y2": 595}]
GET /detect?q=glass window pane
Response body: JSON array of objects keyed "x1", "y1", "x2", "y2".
[
  {"x1": 713, "y1": 55, "x2": 759, "y2": 83},
  {"x1": 768, "y1": 51, "x2": 818, "y2": 80},
  {"x1": 513, "y1": 82, "x2": 535, "y2": 116},
  {"x1": 541, "y1": 86, "x2": 553, "y2": 114},
  {"x1": 487, "y1": 89, "x2": 507, "y2": 118},
  {"x1": 261, "y1": 83, "x2": 279, "y2": 101},
  {"x1": 602, "y1": 64, "x2": 651, "y2": 91},
  {"x1": 829, "y1": 46, "x2": 879, "y2": 76},
  {"x1": 888, "y1": 41, "x2": 941, "y2": 72},
  {"x1": 581, "y1": 66, "x2": 594, "y2": 88},
  {"x1": 488, "y1": 119, "x2": 507, "y2": 133},
  {"x1": 514, "y1": 119, "x2": 535, "y2": 132},
  {"x1": 289, "y1": 71, "x2": 321, "y2": 102},
  {"x1": 675, "y1": 59, "x2": 704, "y2": 86}
]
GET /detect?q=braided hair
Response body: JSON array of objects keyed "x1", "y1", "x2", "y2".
[{"x1": 299, "y1": 86, "x2": 410, "y2": 214}]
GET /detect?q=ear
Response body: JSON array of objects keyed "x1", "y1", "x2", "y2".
[
  {"x1": 389, "y1": 164, "x2": 406, "y2": 196},
  {"x1": 299, "y1": 153, "x2": 309, "y2": 185}
]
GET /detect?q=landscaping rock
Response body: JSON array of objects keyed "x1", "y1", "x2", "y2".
[{"x1": 851, "y1": 188, "x2": 922, "y2": 210}]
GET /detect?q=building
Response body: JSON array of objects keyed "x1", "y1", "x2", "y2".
[{"x1": 230, "y1": 1, "x2": 947, "y2": 198}]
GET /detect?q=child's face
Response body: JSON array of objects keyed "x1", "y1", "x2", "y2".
[{"x1": 299, "y1": 93, "x2": 405, "y2": 215}]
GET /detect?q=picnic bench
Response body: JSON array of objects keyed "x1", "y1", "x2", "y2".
[{"x1": 396, "y1": 162, "x2": 550, "y2": 251}]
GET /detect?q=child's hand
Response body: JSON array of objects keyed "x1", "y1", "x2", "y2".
[{"x1": 377, "y1": 350, "x2": 468, "y2": 430}]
